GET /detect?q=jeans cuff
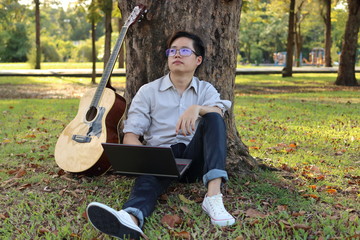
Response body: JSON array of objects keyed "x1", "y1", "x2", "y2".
[
  {"x1": 203, "y1": 169, "x2": 229, "y2": 187},
  {"x1": 123, "y1": 207, "x2": 144, "y2": 228}
]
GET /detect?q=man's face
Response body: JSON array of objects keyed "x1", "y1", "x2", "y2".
[{"x1": 167, "y1": 37, "x2": 202, "y2": 75}]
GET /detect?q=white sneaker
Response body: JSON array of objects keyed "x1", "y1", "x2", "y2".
[
  {"x1": 202, "y1": 194, "x2": 235, "y2": 227},
  {"x1": 86, "y1": 202, "x2": 145, "y2": 239}
]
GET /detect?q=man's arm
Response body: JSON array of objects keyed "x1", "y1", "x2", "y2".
[
  {"x1": 175, "y1": 105, "x2": 222, "y2": 136},
  {"x1": 123, "y1": 132, "x2": 143, "y2": 145}
]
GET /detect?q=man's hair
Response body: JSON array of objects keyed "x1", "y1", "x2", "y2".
[{"x1": 167, "y1": 31, "x2": 205, "y2": 62}]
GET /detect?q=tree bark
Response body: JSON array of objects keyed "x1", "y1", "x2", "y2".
[
  {"x1": 91, "y1": 17, "x2": 96, "y2": 84},
  {"x1": 335, "y1": 0, "x2": 360, "y2": 86},
  {"x1": 118, "y1": 0, "x2": 258, "y2": 170},
  {"x1": 34, "y1": 0, "x2": 41, "y2": 69},
  {"x1": 101, "y1": 0, "x2": 113, "y2": 87},
  {"x1": 282, "y1": 0, "x2": 295, "y2": 77},
  {"x1": 320, "y1": 0, "x2": 332, "y2": 67},
  {"x1": 118, "y1": 17, "x2": 125, "y2": 69}
]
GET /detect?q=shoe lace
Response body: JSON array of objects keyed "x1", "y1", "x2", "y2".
[{"x1": 208, "y1": 194, "x2": 227, "y2": 215}]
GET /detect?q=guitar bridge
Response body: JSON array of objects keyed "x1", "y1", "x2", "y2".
[{"x1": 72, "y1": 135, "x2": 92, "y2": 143}]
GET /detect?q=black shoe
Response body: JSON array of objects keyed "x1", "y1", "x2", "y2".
[{"x1": 87, "y1": 202, "x2": 144, "y2": 239}]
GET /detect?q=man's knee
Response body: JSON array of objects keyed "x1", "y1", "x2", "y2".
[{"x1": 202, "y1": 112, "x2": 224, "y2": 125}]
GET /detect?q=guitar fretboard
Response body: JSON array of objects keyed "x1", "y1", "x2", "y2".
[{"x1": 91, "y1": 26, "x2": 129, "y2": 108}]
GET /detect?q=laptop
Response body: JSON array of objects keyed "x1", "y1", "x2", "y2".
[{"x1": 101, "y1": 143, "x2": 192, "y2": 178}]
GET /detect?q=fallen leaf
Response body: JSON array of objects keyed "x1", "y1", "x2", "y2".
[
  {"x1": 38, "y1": 227, "x2": 50, "y2": 235},
  {"x1": 24, "y1": 134, "x2": 36, "y2": 138},
  {"x1": 18, "y1": 183, "x2": 31, "y2": 191},
  {"x1": 171, "y1": 231, "x2": 191, "y2": 239},
  {"x1": 15, "y1": 168, "x2": 27, "y2": 178},
  {"x1": 289, "y1": 143, "x2": 297, "y2": 148},
  {"x1": 277, "y1": 205, "x2": 288, "y2": 211},
  {"x1": 292, "y1": 211, "x2": 306, "y2": 217},
  {"x1": 325, "y1": 189, "x2": 337, "y2": 194},
  {"x1": 180, "y1": 206, "x2": 191, "y2": 214},
  {"x1": 249, "y1": 146, "x2": 260, "y2": 150},
  {"x1": 293, "y1": 224, "x2": 311, "y2": 230},
  {"x1": 245, "y1": 208, "x2": 266, "y2": 218},
  {"x1": 302, "y1": 194, "x2": 320, "y2": 200},
  {"x1": 178, "y1": 194, "x2": 195, "y2": 204},
  {"x1": 161, "y1": 214, "x2": 182, "y2": 228},
  {"x1": 0, "y1": 212, "x2": 9, "y2": 219},
  {"x1": 278, "y1": 219, "x2": 291, "y2": 228}
]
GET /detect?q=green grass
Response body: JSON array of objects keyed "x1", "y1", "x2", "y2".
[{"x1": 0, "y1": 70, "x2": 359, "y2": 239}]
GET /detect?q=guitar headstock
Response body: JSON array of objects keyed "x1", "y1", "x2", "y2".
[{"x1": 124, "y1": 4, "x2": 147, "y2": 27}]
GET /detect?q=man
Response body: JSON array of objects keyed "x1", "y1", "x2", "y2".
[{"x1": 86, "y1": 31, "x2": 235, "y2": 239}]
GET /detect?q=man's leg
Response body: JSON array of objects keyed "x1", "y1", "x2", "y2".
[
  {"x1": 122, "y1": 175, "x2": 173, "y2": 227},
  {"x1": 87, "y1": 175, "x2": 173, "y2": 239},
  {"x1": 182, "y1": 112, "x2": 228, "y2": 184},
  {"x1": 181, "y1": 112, "x2": 235, "y2": 226}
]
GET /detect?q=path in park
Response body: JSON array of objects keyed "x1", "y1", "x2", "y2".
[
  {"x1": 0, "y1": 66, "x2": 359, "y2": 99},
  {"x1": 1, "y1": 66, "x2": 359, "y2": 77}
]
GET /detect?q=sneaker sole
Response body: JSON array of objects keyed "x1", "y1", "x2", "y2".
[
  {"x1": 87, "y1": 202, "x2": 142, "y2": 239},
  {"x1": 202, "y1": 205, "x2": 235, "y2": 227}
]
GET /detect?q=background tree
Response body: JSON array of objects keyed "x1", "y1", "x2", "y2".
[
  {"x1": 0, "y1": 0, "x2": 31, "y2": 62},
  {"x1": 118, "y1": 0, "x2": 258, "y2": 170},
  {"x1": 282, "y1": 0, "x2": 296, "y2": 77},
  {"x1": 335, "y1": 0, "x2": 360, "y2": 86},
  {"x1": 34, "y1": 0, "x2": 41, "y2": 69},
  {"x1": 319, "y1": 0, "x2": 333, "y2": 67},
  {"x1": 87, "y1": 0, "x2": 102, "y2": 84},
  {"x1": 294, "y1": 0, "x2": 310, "y2": 67},
  {"x1": 98, "y1": 0, "x2": 113, "y2": 68}
]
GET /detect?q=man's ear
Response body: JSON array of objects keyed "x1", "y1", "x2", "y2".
[{"x1": 196, "y1": 56, "x2": 203, "y2": 66}]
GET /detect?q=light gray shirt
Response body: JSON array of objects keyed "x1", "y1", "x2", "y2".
[{"x1": 123, "y1": 73, "x2": 232, "y2": 147}]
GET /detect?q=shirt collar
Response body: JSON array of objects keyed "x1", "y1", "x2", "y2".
[{"x1": 159, "y1": 73, "x2": 198, "y2": 94}]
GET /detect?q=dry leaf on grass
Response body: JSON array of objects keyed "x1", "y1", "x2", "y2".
[
  {"x1": 161, "y1": 214, "x2": 182, "y2": 228},
  {"x1": 245, "y1": 208, "x2": 267, "y2": 218}
]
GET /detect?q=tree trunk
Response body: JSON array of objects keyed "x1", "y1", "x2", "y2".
[
  {"x1": 118, "y1": 0, "x2": 258, "y2": 171},
  {"x1": 102, "y1": 0, "x2": 113, "y2": 87},
  {"x1": 323, "y1": 0, "x2": 332, "y2": 67},
  {"x1": 282, "y1": 0, "x2": 295, "y2": 77},
  {"x1": 294, "y1": 10, "x2": 302, "y2": 67},
  {"x1": 34, "y1": 0, "x2": 41, "y2": 69},
  {"x1": 118, "y1": 17, "x2": 125, "y2": 69},
  {"x1": 91, "y1": 17, "x2": 96, "y2": 84},
  {"x1": 335, "y1": 0, "x2": 360, "y2": 86}
]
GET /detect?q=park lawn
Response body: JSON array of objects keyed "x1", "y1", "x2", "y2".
[{"x1": 0, "y1": 73, "x2": 359, "y2": 239}]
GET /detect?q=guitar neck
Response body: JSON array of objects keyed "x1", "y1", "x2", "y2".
[{"x1": 91, "y1": 26, "x2": 129, "y2": 107}]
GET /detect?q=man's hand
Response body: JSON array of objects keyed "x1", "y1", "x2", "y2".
[
  {"x1": 175, "y1": 105, "x2": 222, "y2": 136},
  {"x1": 176, "y1": 105, "x2": 200, "y2": 136}
]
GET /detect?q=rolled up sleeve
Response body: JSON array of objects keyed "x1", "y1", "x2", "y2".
[
  {"x1": 202, "y1": 84, "x2": 232, "y2": 114},
  {"x1": 123, "y1": 87, "x2": 151, "y2": 136}
]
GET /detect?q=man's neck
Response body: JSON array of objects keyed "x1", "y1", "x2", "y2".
[{"x1": 169, "y1": 72, "x2": 194, "y2": 94}]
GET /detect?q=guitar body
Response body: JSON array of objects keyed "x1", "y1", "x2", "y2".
[
  {"x1": 54, "y1": 5, "x2": 146, "y2": 176},
  {"x1": 55, "y1": 88, "x2": 126, "y2": 176}
]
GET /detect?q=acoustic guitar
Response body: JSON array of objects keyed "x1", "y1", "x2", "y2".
[{"x1": 55, "y1": 5, "x2": 147, "y2": 176}]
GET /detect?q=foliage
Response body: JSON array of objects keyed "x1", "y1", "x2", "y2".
[
  {"x1": 0, "y1": 22, "x2": 30, "y2": 62},
  {"x1": 239, "y1": 0, "x2": 352, "y2": 65},
  {"x1": 0, "y1": 72, "x2": 359, "y2": 239}
]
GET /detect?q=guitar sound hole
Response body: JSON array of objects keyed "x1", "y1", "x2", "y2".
[{"x1": 86, "y1": 106, "x2": 98, "y2": 122}]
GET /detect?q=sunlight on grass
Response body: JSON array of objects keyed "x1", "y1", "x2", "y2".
[
  {"x1": 236, "y1": 73, "x2": 360, "y2": 86},
  {"x1": 0, "y1": 72, "x2": 359, "y2": 239}
]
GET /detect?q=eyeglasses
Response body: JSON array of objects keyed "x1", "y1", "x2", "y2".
[{"x1": 165, "y1": 48, "x2": 198, "y2": 57}]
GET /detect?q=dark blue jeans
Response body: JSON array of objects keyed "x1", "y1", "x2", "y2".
[{"x1": 122, "y1": 113, "x2": 228, "y2": 227}]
